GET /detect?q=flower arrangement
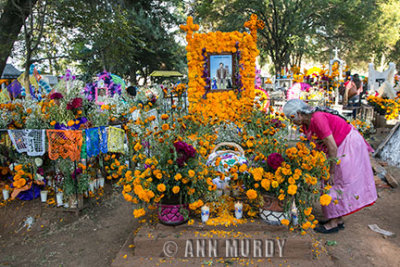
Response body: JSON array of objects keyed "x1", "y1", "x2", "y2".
[
  {"x1": 367, "y1": 95, "x2": 400, "y2": 120},
  {"x1": 180, "y1": 16, "x2": 261, "y2": 124},
  {"x1": 120, "y1": 110, "x2": 212, "y2": 219},
  {"x1": 237, "y1": 140, "x2": 331, "y2": 232},
  {"x1": 12, "y1": 163, "x2": 33, "y2": 189},
  {"x1": 349, "y1": 118, "x2": 375, "y2": 139}
]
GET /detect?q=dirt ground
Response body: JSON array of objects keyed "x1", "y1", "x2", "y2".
[
  {"x1": 0, "y1": 184, "x2": 138, "y2": 267},
  {"x1": 1, "y1": 139, "x2": 400, "y2": 266}
]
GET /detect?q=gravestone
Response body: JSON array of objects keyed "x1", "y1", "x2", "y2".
[
  {"x1": 374, "y1": 122, "x2": 400, "y2": 168},
  {"x1": 368, "y1": 62, "x2": 397, "y2": 98}
]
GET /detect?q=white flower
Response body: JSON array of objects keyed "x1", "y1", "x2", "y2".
[
  {"x1": 34, "y1": 158, "x2": 43, "y2": 167},
  {"x1": 9, "y1": 163, "x2": 15, "y2": 171}
]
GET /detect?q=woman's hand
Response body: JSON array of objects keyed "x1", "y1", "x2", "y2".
[{"x1": 322, "y1": 134, "x2": 338, "y2": 186}]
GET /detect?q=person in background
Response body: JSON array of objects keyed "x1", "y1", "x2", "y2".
[
  {"x1": 126, "y1": 86, "x2": 137, "y2": 98},
  {"x1": 283, "y1": 99, "x2": 377, "y2": 234}
]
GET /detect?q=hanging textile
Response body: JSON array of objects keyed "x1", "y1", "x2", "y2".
[
  {"x1": 7, "y1": 129, "x2": 46, "y2": 156},
  {"x1": 99, "y1": 126, "x2": 108, "y2": 154},
  {"x1": 85, "y1": 127, "x2": 100, "y2": 158},
  {"x1": 107, "y1": 126, "x2": 125, "y2": 153},
  {"x1": 47, "y1": 130, "x2": 83, "y2": 161},
  {"x1": 81, "y1": 130, "x2": 87, "y2": 159}
]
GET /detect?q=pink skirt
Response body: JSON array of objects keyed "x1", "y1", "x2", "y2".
[{"x1": 322, "y1": 128, "x2": 377, "y2": 219}]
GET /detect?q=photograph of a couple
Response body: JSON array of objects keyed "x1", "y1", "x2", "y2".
[{"x1": 210, "y1": 54, "x2": 233, "y2": 90}]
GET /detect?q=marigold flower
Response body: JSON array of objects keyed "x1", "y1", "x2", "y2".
[
  {"x1": 287, "y1": 184, "x2": 297, "y2": 195},
  {"x1": 320, "y1": 194, "x2": 332, "y2": 206},
  {"x1": 188, "y1": 170, "x2": 195, "y2": 178},
  {"x1": 157, "y1": 183, "x2": 166, "y2": 192},
  {"x1": 161, "y1": 123, "x2": 170, "y2": 131},
  {"x1": 246, "y1": 189, "x2": 257, "y2": 200},
  {"x1": 133, "y1": 208, "x2": 146, "y2": 218},
  {"x1": 172, "y1": 186, "x2": 180, "y2": 194},
  {"x1": 304, "y1": 207, "x2": 312, "y2": 216},
  {"x1": 281, "y1": 219, "x2": 290, "y2": 226}
]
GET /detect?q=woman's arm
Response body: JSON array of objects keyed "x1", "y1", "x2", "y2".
[{"x1": 322, "y1": 134, "x2": 338, "y2": 184}]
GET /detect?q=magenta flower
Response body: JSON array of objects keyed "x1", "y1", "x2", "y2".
[
  {"x1": 267, "y1": 153, "x2": 284, "y2": 170},
  {"x1": 67, "y1": 97, "x2": 83, "y2": 110},
  {"x1": 50, "y1": 92, "x2": 63, "y2": 100}
]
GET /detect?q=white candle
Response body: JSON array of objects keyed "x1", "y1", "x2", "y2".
[
  {"x1": 234, "y1": 202, "x2": 243, "y2": 219},
  {"x1": 201, "y1": 205, "x2": 210, "y2": 223}
]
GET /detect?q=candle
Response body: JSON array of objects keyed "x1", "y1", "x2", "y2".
[
  {"x1": 201, "y1": 205, "x2": 210, "y2": 223},
  {"x1": 234, "y1": 202, "x2": 243, "y2": 219}
]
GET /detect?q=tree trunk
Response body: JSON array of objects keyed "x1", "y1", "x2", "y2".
[{"x1": 0, "y1": 0, "x2": 38, "y2": 76}]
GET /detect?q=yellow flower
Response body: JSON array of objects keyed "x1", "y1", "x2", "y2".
[
  {"x1": 271, "y1": 181, "x2": 279, "y2": 188},
  {"x1": 172, "y1": 186, "x2": 180, "y2": 194},
  {"x1": 281, "y1": 219, "x2": 290, "y2": 226},
  {"x1": 134, "y1": 142, "x2": 142, "y2": 152},
  {"x1": 174, "y1": 173, "x2": 182, "y2": 181},
  {"x1": 157, "y1": 183, "x2": 166, "y2": 192},
  {"x1": 67, "y1": 120, "x2": 75, "y2": 126},
  {"x1": 239, "y1": 164, "x2": 247, "y2": 172},
  {"x1": 287, "y1": 184, "x2": 297, "y2": 195},
  {"x1": 161, "y1": 114, "x2": 169, "y2": 120},
  {"x1": 278, "y1": 194, "x2": 285, "y2": 201},
  {"x1": 246, "y1": 189, "x2": 257, "y2": 200},
  {"x1": 261, "y1": 179, "x2": 270, "y2": 191},
  {"x1": 188, "y1": 170, "x2": 195, "y2": 178},
  {"x1": 133, "y1": 208, "x2": 146, "y2": 218},
  {"x1": 320, "y1": 194, "x2": 332, "y2": 206},
  {"x1": 162, "y1": 123, "x2": 170, "y2": 131},
  {"x1": 123, "y1": 185, "x2": 132, "y2": 192},
  {"x1": 304, "y1": 207, "x2": 312, "y2": 216}
]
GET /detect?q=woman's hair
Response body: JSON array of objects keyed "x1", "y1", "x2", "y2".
[
  {"x1": 353, "y1": 74, "x2": 361, "y2": 89},
  {"x1": 283, "y1": 99, "x2": 347, "y2": 121}
]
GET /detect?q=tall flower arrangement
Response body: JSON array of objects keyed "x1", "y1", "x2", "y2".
[
  {"x1": 119, "y1": 110, "x2": 212, "y2": 218},
  {"x1": 180, "y1": 16, "x2": 262, "y2": 125}
]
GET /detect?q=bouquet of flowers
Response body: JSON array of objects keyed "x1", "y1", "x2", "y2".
[
  {"x1": 120, "y1": 110, "x2": 211, "y2": 218},
  {"x1": 237, "y1": 139, "x2": 331, "y2": 232}
]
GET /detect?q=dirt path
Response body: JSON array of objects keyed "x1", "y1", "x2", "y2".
[{"x1": 0, "y1": 185, "x2": 138, "y2": 267}]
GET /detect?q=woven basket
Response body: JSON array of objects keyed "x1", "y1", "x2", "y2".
[
  {"x1": 207, "y1": 142, "x2": 247, "y2": 191},
  {"x1": 208, "y1": 142, "x2": 245, "y2": 163}
]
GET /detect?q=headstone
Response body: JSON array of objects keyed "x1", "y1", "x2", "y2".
[{"x1": 368, "y1": 62, "x2": 397, "y2": 98}]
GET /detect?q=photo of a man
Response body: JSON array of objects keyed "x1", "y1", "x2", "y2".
[
  {"x1": 217, "y1": 63, "x2": 227, "y2": 89},
  {"x1": 210, "y1": 54, "x2": 233, "y2": 90}
]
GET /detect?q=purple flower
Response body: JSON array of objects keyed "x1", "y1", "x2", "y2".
[
  {"x1": 50, "y1": 92, "x2": 63, "y2": 100},
  {"x1": 173, "y1": 141, "x2": 197, "y2": 167},
  {"x1": 67, "y1": 97, "x2": 83, "y2": 110}
]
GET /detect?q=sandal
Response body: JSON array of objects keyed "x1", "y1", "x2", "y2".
[
  {"x1": 318, "y1": 220, "x2": 345, "y2": 230},
  {"x1": 314, "y1": 225, "x2": 340, "y2": 234}
]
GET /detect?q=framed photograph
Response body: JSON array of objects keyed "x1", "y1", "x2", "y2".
[
  {"x1": 208, "y1": 53, "x2": 235, "y2": 90},
  {"x1": 95, "y1": 87, "x2": 108, "y2": 106}
]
